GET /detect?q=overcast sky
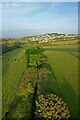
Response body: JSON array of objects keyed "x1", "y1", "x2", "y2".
[{"x1": 1, "y1": 2, "x2": 78, "y2": 38}]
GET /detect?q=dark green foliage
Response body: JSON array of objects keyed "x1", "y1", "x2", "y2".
[
  {"x1": 35, "y1": 94, "x2": 70, "y2": 119},
  {"x1": 26, "y1": 47, "x2": 46, "y2": 68}
]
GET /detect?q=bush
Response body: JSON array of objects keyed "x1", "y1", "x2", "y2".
[{"x1": 35, "y1": 94, "x2": 70, "y2": 119}]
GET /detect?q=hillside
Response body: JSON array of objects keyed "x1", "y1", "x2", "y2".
[{"x1": 2, "y1": 36, "x2": 79, "y2": 119}]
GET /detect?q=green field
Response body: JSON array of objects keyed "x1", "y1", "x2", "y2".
[
  {"x1": 2, "y1": 48, "x2": 26, "y2": 117},
  {"x1": 2, "y1": 40, "x2": 79, "y2": 119},
  {"x1": 44, "y1": 48, "x2": 78, "y2": 118}
]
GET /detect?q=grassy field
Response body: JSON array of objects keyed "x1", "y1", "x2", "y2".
[
  {"x1": 40, "y1": 39, "x2": 78, "y2": 48},
  {"x1": 2, "y1": 48, "x2": 26, "y2": 117},
  {"x1": 2, "y1": 48, "x2": 39, "y2": 119},
  {"x1": 2, "y1": 39, "x2": 79, "y2": 119},
  {"x1": 7, "y1": 68, "x2": 38, "y2": 119},
  {"x1": 43, "y1": 47, "x2": 78, "y2": 118}
]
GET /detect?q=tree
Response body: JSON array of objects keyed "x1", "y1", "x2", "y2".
[{"x1": 26, "y1": 47, "x2": 46, "y2": 68}]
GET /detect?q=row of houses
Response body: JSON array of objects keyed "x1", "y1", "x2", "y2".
[{"x1": 29, "y1": 33, "x2": 76, "y2": 43}]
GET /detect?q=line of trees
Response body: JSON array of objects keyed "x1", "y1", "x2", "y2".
[
  {"x1": 25, "y1": 47, "x2": 46, "y2": 119},
  {"x1": 2, "y1": 40, "x2": 21, "y2": 54}
]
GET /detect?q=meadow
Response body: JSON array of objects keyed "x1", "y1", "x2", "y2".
[
  {"x1": 2, "y1": 39, "x2": 79, "y2": 119},
  {"x1": 2, "y1": 48, "x2": 26, "y2": 117},
  {"x1": 44, "y1": 47, "x2": 78, "y2": 118}
]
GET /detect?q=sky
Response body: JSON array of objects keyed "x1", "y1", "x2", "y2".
[
  {"x1": 1, "y1": 2, "x2": 78, "y2": 38},
  {"x1": 0, "y1": 0, "x2": 79, "y2": 2}
]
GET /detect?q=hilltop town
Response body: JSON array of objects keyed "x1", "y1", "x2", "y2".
[{"x1": 28, "y1": 33, "x2": 77, "y2": 43}]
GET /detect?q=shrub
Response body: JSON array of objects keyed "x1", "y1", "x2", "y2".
[{"x1": 35, "y1": 94, "x2": 70, "y2": 119}]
